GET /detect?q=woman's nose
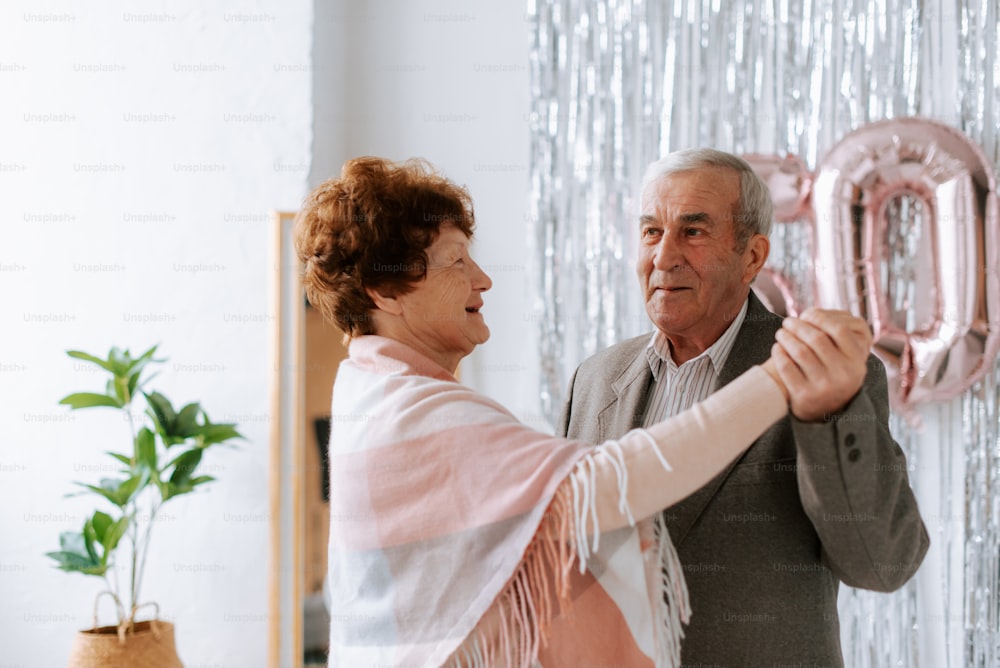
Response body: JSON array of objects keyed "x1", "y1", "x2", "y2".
[{"x1": 472, "y1": 259, "x2": 493, "y2": 291}]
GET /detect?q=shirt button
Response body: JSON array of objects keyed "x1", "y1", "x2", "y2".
[
  {"x1": 845, "y1": 433, "x2": 857, "y2": 447},
  {"x1": 847, "y1": 449, "x2": 861, "y2": 463}
]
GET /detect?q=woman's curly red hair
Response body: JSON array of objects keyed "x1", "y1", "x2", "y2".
[{"x1": 293, "y1": 157, "x2": 476, "y2": 336}]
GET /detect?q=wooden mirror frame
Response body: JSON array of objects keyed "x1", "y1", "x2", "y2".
[{"x1": 270, "y1": 210, "x2": 305, "y2": 667}]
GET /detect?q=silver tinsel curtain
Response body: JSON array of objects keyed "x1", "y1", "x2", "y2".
[{"x1": 528, "y1": 0, "x2": 999, "y2": 666}]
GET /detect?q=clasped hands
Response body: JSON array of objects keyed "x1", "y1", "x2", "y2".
[{"x1": 762, "y1": 308, "x2": 874, "y2": 423}]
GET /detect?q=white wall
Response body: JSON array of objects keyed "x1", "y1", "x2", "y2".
[
  {"x1": 1, "y1": 1, "x2": 542, "y2": 664},
  {"x1": 311, "y1": 0, "x2": 544, "y2": 427},
  {"x1": 0, "y1": 2, "x2": 312, "y2": 666}
]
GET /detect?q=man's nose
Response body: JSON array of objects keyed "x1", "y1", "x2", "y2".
[{"x1": 651, "y1": 233, "x2": 683, "y2": 270}]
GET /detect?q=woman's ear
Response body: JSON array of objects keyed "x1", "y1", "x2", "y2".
[{"x1": 366, "y1": 287, "x2": 403, "y2": 316}]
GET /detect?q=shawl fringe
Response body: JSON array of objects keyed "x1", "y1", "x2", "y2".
[
  {"x1": 445, "y1": 487, "x2": 576, "y2": 668},
  {"x1": 447, "y1": 438, "x2": 691, "y2": 667}
]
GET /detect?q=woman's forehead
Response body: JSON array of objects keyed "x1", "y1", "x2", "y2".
[{"x1": 431, "y1": 226, "x2": 472, "y2": 248}]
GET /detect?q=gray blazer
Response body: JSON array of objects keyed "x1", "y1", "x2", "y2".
[{"x1": 558, "y1": 293, "x2": 929, "y2": 667}]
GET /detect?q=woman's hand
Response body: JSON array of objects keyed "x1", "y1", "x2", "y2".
[{"x1": 770, "y1": 308, "x2": 874, "y2": 422}]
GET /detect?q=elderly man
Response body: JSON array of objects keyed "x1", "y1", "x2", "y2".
[{"x1": 558, "y1": 148, "x2": 929, "y2": 666}]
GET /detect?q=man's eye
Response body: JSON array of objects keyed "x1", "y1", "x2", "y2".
[{"x1": 642, "y1": 227, "x2": 661, "y2": 237}]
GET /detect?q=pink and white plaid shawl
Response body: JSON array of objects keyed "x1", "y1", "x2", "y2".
[{"x1": 325, "y1": 336, "x2": 784, "y2": 667}]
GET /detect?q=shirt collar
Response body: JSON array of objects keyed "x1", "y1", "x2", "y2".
[{"x1": 645, "y1": 298, "x2": 750, "y2": 377}]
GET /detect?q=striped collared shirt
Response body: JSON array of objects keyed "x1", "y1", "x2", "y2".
[{"x1": 641, "y1": 299, "x2": 750, "y2": 427}]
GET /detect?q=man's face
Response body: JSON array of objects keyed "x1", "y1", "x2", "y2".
[{"x1": 636, "y1": 167, "x2": 767, "y2": 361}]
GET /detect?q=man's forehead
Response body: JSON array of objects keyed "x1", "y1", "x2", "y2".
[{"x1": 641, "y1": 172, "x2": 739, "y2": 213}]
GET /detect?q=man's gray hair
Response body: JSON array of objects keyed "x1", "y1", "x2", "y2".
[{"x1": 641, "y1": 148, "x2": 774, "y2": 248}]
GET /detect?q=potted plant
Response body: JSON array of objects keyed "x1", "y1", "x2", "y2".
[{"x1": 46, "y1": 345, "x2": 242, "y2": 667}]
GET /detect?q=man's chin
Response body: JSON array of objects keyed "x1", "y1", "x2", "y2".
[{"x1": 646, "y1": 307, "x2": 687, "y2": 328}]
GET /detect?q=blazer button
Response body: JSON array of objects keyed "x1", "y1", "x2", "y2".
[
  {"x1": 845, "y1": 433, "x2": 857, "y2": 447},
  {"x1": 847, "y1": 448, "x2": 861, "y2": 463}
]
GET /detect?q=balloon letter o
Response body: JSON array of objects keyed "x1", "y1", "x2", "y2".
[{"x1": 812, "y1": 117, "x2": 1000, "y2": 407}]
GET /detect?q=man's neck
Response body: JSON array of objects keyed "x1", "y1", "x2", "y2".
[
  {"x1": 668, "y1": 336, "x2": 717, "y2": 365},
  {"x1": 665, "y1": 297, "x2": 751, "y2": 365}
]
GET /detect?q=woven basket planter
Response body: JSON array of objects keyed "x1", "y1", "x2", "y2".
[{"x1": 67, "y1": 620, "x2": 183, "y2": 668}]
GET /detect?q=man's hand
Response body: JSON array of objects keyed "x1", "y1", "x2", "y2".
[{"x1": 771, "y1": 308, "x2": 873, "y2": 422}]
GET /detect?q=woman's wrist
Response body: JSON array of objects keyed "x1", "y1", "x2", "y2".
[{"x1": 761, "y1": 359, "x2": 790, "y2": 402}]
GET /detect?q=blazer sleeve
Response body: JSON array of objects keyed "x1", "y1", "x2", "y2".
[{"x1": 791, "y1": 355, "x2": 929, "y2": 591}]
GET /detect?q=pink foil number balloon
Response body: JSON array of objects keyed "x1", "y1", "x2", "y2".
[
  {"x1": 807, "y1": 118, "x2": 1000, "y2": 408},
  {"x1": 744, "y1": 153, "x2": 813, "y2": 223}
]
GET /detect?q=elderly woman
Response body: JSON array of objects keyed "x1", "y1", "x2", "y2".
[{"x1": 294, "y1": 157, "x2": 869, "y2": 667}]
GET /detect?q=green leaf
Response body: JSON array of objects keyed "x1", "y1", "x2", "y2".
[
  {"x1": 127, "y1": 371, "x2": 140, "y2": 397},
  {"x1": 144, "y1": 391, "x2": 176, "y2": 436},
  {"x1": 66, "y1": 350, "x2": 115, "y2": 373},
  {"x1": 194, "y1": 422, "x2": 244, "y2": 446},
  {"x1": 174, "y1": 403, "x2": 202, "y2": 438},
  {"x1": 160, "y1": 481, "x2": 181, "y2": 501},
  {"x1": 55, "y1": 519, "x2": 107, "y2": 575},
  {"x1": 163, "y1": 449, "x2": 204, "y2": 500},
  {"x1": 118, "y1": 472, "x2": 149, "y2": 503},
  {"x1": 82, "y1": 518, "x2": 100, "y2": 563},
  {"x1": 128, "y1": 344, "x2": 160, "y2": 375},
  {"x1": 78, "y1": 474, "x2": 147, "y2": 508},
  {"x1": 101, "y1": 517, "x2": 129, "y2": 559},
  {"x1": 59, "y1": 531, "x2": 89, "y2": 556},
  {"x1": 167, "y1": 449, "x2": 202, "y2": 483},
  {"x1": 135, "y1": 427, "x2": 157, "y2": 471},
  {"x1": 59, "y1": 392, "x2": 123, "y2": 410},
  {"x1": 89, "y1": 511, "x2": 113, "y2": 543},
  {"x1": 162, "y1": 479, "x2": 207, "y2": 501},
  {"x1": 163, "y1": 435, "x2": 187, "y2": 449},
  {"x1": 46, "y1": 550, "x2": 104, "y2": 575},
  {"x1": 107, "y1": 346, "x2": 132, "y2": 378},
  {"x1": 106, "y1": 452, "x2": 132, "y2": 467},
  {"x1": 123, "y1": 346, "x2": 160, "y2": 397},
  {"x1": 161, "y1": 472, "x2": 214, "y2": 501},
  {"x1": 111, "y1": 375, "x2": 130, "y2": 405},
  {"x1": 78, "y1": 483, "x2": 122, "y2": 508}
]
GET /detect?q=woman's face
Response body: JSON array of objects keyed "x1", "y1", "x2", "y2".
[{"x1": 392, "y1": 225, "x2": 493, "y2": 370}]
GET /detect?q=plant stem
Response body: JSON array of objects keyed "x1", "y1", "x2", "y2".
[
  {"x1": 133, "y1": 499, "x2": 159, "y2": 610},
  {"x1": 125, "y1": 407, "x2": 139, "y2": 626},
  {"x1": 110, "y1": 555, "x2": 121, "y2": 624},
  {"x1": 128, "y1": 501, "x2": 139, "y2": 626}
]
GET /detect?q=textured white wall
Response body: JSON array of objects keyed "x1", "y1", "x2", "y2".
[
  {"x1": 0, "y1": 3, "x2": 312, "y2": 666},
  {"x1": 310, "y1": 0, "x2": 544, "y2": 428},
  {"x1": 1, "y1": 1, "x2": 542, "y2": 664}
]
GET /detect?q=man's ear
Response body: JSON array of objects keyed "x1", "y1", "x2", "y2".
[
  {"x1": 743, "y1": 234, "x2": 770, "y2": 284},
  {"x1": 366, "y1": 287, "x2": 403, "y2": 316}
]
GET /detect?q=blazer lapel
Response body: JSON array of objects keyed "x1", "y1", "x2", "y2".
[
  {"x1": 717, "y1": 292, "x2": 780, "y2": 388},
  {"x1": 597, "y1": 347, "x2": 654, "y2": 444},
  {"x1": 663, "y1": 293, "x2": 783, "y2": 544}
]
